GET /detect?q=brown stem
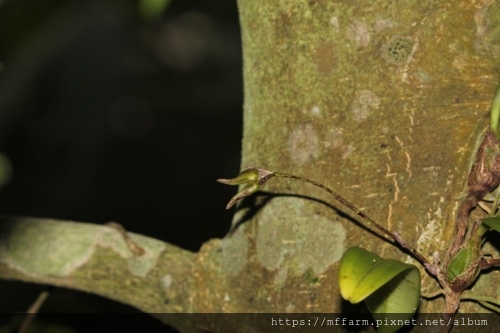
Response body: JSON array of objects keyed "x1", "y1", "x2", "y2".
[{"x1": 272, "y1": 171, "x2": 431, "y2": 268}]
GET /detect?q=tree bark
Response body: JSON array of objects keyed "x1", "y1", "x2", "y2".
[
  {"x1": 1, "y1": 1, "x2": 499, "y2": 332},
  {"x1": 237, "y1": 0, "x2": 499, "y2": 316}
]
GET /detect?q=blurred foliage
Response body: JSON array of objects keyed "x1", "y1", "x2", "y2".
[
  {"x1": 0, "y1": 0, "x2": 175, "y2": 59},
  {"x1": 0, "y1": 0, "x2": 241, "y2": 330},
  {"x1": 139, "y1": 0, "x2": 172, "y2": 20},
  {"x1": 0, "y1": 0, "x2": 241, "y2": 251}
]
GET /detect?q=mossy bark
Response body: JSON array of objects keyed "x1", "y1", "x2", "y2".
[
  {"x1": 1, "y1": 1, "x2": 499, "y2": 333},
  {"x1": 237, "y1": 0, "x2": 500, "y2": 315}
]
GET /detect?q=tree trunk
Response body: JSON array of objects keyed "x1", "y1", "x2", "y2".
[
  {"x1": 1, "y1": 1, "x2": 499, "y2": 332},
  {"x1": 238, "y1": 0, "x2": 499, "y2": 314}
]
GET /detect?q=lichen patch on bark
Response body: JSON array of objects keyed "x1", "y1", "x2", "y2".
[{"x1": 255, "y1": 198, "x2": 347, "y2": 276}]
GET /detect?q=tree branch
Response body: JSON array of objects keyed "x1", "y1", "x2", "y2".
[{"x1": 0, "y1": 217, "x2": 199, "y2": 332}]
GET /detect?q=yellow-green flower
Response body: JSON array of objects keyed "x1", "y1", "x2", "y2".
[{"x1": 217, "y1": 167, "x2": 274, "y2": 209}]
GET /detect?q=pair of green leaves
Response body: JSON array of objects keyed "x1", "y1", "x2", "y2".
[
  {"x1": 338, "y1": 247, "x2": 421, "y2": 333},
  {"x1": 338, "y1": 214, "x2": 500, "y2": 333}
]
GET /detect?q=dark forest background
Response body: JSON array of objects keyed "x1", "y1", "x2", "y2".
[{"x1": 0, "y1": 0, "x2": 242, "y2": 331}]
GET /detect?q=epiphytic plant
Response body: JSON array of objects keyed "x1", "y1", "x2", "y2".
[{"x1": 217, "y1": 82, "x2": 500, "y2": 333}]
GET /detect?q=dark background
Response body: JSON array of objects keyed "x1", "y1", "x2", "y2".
[{"x1": 0, "y1": 0, "x2": 242, "y2": 331}]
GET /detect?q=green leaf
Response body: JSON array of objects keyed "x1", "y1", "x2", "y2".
[
  {"x1": 365, "y1": 268, "x2": 421, "y2": 333},
  {"x1": 338, "y1": 246, "x2": 382, "y2": 301},
  {"x1": 482, "y1": 215, "x2": 500, "y2": 233},
  {"x1": 490, "y1": 81, "x2": 500, "y2": 137},
  {"x1": 338, "y1": 247, "x2": 421, "y2": 333},
  {"x1": 445, "y1": 238, "x2": 481, "y2": 283}
]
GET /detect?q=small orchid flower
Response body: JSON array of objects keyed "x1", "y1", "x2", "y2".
[{"x1": 216, "y1": 167, "x2": 274, "y2": 209}]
